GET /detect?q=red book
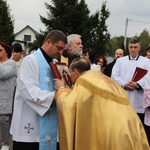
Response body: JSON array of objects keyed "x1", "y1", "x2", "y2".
[
  {"x1": 132, "y1": 67, "x2": 148, "y2": 82},
  {"x1": 49, "y1": 62, "x2": 72, "y2": 88}
]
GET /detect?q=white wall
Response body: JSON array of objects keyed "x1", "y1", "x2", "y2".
[
  {"x1": 14, "y1": 26, "x2": 37, "y2": 54},
  {"x1": 15, "y1": 28, "x2": 36, "y2": 42}
]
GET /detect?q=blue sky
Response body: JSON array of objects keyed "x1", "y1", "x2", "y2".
[{"x1": 7, "y1": 0, "x2": 150, "y2": 37}]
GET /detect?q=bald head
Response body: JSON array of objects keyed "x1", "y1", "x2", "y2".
[
  {"x1": 70, "y1": 58, "x2": 90, "y2": 73},
  {"x1": 69, "y1": 58, "x2": 90, "y2": 84},
  {"x1": 115, "y1": 49, "x2": 124, "y2": 59}
]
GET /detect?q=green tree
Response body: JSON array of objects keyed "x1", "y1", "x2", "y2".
[
  {"x1": 37, "y1": 0, "x2": 91, "y2": 44},
  {"x1": 90, "y1": 1, "x2": 110, "y2": 56},
  {"x1": 139, "y1": 29, "x2": 150, "y2": 56},
  {"x1": 105, "y1": 28, "x2": 150, "y2": 57},
  {"x1": 35, "y1": 0, "x2": 110, "y2": 56},
  {"x1": 105, "y1": 36, "x2": 125, "y2": 55},
  {"x1": 0, "y1": 0, "x2": 14, "y2": 44}
]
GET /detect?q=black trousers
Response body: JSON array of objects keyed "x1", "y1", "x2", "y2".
[
  {"x1": 13, "y1": 141, "x2": 59, "y2": 150},
  {"x1": 137, "y1": 113, "x2": 150, "y2": 145}
]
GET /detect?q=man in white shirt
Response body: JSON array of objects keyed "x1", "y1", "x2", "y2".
[
  {"x1": 10, "y1": 30, "x2": 67, "y2": 150},
  {"x1": 111, "y1": 37, "x2": 150, "y2": 145}
]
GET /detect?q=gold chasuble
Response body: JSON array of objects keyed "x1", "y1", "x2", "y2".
[{"x1": 55, "y1": 70, "x2": 149, "y2": 150}]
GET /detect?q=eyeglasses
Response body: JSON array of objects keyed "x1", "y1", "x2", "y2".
[{"x1": 129, "y1": 46, "x2": 138, "y2": 49}]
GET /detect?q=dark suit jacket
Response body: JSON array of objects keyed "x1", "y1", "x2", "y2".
[{"x1": 103, "y1": 59, "x2": 116, "y2": 77}]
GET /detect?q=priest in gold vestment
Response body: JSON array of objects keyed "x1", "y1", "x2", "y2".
[{"x1": 54, "y1": 58, "x2": 149, "y2": 150}]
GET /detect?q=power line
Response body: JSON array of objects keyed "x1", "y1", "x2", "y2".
[
  {"x1": 14, "y1": 16, "x2": 41, "y2": 24},
  {"x1": 108, "y1": 23, "x2": 125, "y2": 27},
  {"x1": 124, "y1": 18, "x2": 150, "y2": 52},
  {"x1": 128, "y1": 19, "x2": 150, "y2": 24}
]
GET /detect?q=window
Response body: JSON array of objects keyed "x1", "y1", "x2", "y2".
[{"x1": 24, "y1": 35, "x2": 31, "y2": 41}]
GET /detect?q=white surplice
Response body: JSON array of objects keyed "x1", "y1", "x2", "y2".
[
  {"x1": 111, "y1": 55, "x2": 150, "y2": 113},
  {"x1": 10, "y1": 50, "x2": 55, "y2": 142}
]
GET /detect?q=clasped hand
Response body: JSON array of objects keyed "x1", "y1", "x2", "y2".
[
  {"x1": 124, "y1": 81, "x2": 137, "y2": 90},
  {"x1": 54, "y1": 78, "x2": 65, "y2": 91}
]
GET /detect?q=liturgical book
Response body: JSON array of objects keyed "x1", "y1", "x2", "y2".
[
  {"x1": 49, "y1": 62, "x2": 72, "y2": 88},
  {"x1": 132, "y1": 67, "x2": 148, "y2": 82}
]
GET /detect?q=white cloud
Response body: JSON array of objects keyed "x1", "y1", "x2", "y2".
[{"x1": 6, "y1": 0, "x2": 150, "y2": 37}]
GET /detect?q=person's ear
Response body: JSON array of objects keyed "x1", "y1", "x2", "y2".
[
  {"x1": 47, "y1": 39, "x2": 52, "y2": 45},
  {"x1": 74, "y1": 69, "x2": 80, "y2": 77},
  {"x1": 67, "y1": 44, "x2": 72, "y2": 51},
  {"x1": 139, "y1": 46, "x2": 141, "y2": 51}
]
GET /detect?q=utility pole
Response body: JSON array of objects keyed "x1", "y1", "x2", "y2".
[{"x1": 124, "y1": 18, "x2": 128, "y2": 53}]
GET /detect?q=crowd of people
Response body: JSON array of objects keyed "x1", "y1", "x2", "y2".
[{"x1": 0, "y1": 31, "x2": 150, "y2": 150}]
